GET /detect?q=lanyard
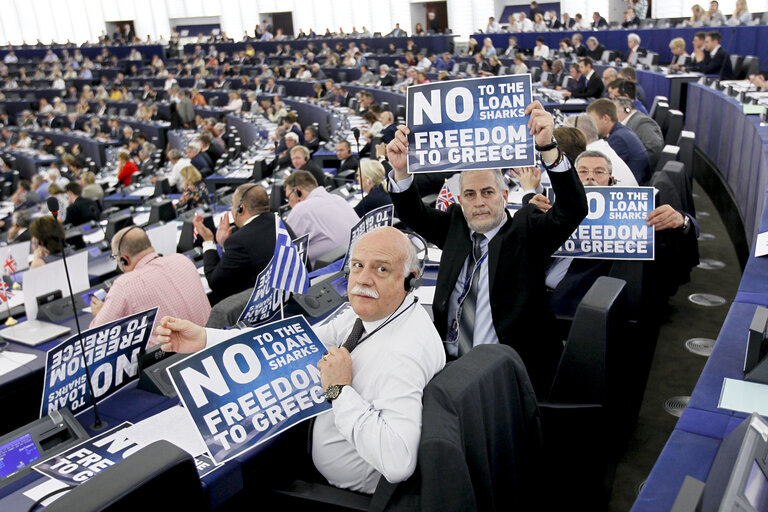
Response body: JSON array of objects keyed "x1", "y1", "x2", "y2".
[{"x1": 456, "y1": 252, "x2": 488, "y2": 308}]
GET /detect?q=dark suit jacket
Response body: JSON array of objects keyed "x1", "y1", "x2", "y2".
[
  {"x1": 592, "y1": 17, "x2": 608, "y2": 29},
  {"x1": 9, "y1": 229, "x2": 31, "y2": 243},
  {"x1": 571, "y1": 72, "x2": 604, "y2": 99},
  {"x1": 380, "y1": 123, "x2": 398, "y2": 144},
  {"x1": 574, "y1": 44, "x2": 588, "y2": 57},
  {"x1": 300, "y1": 160, "x2": 327, "y2": 187},
  {"x1": 353, "y1": 185, "x2": 392, "y2": 217},
  {"x1": 191, "y1": 152, "x2": 213, "y2": 176},
  {"x1": 65, "y1": 196, "x2": 101, "y2": 227},
  {"x1": 567, "y1": 74, "x2": 586, "y2": 92},
  {"x1": 607, "y1": 122, "x2": 652, "y2": 184},
  {"x1": 205, "y1": 143, "x2": 224, "y2": 165},
  {"x1": 700, "y1": 47, "x2": 734, "y2": 79},
  {"x1": 587, "y1": 44, "x2": 607, "y2": 61},
  {"x1": 338, "y1": 155, "x2": 359, "y2": 173},
  {"x1": 305, "y1": 138, "x2": 320, "y2": 153},
  {"x1": 203, "y1": 213, "x2": 276, "y2": 305},
  {"x1": 378, "y1": 74, "x2": 396, "y2": 87},
  {"x1": 390, "y1": 167, "x2": 588, "y2": 394}
]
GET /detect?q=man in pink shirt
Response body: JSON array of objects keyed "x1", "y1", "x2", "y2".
[{"x1": 90, "y1": 226, "x2": 211, "y2": 347}]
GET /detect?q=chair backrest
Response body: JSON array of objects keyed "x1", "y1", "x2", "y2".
[
  {"x1": 652, "y1": 160, "x2": 695, "y2": 216},
  {"x1": 664, "y1": 109, "x2": 684, "y2": 145},
  {"x1": 652, "y1": 101, "x2": 669, "y2": 129},
  {"x1": 655, "y1": 144, "x2": 680, "y2": 175},
  {"x1": 648, "y1": 95, "x2": 669, "y2": 119},
  {"x1": 548, "y1": 276, "x2": 628, "y2": 406},
  {"x1": 44, "y1": 441, "x2": 208, "y2": 512},
  {"x1": 416, "y1": 344, "x2": 542, "y2": 511},
  {"x1": 677, "y1": 130, "x2": 695, "y2": 183},
  {"x1": 738, "y1": 56, "x2": 760, "y2": 79},
  {"x1": 206, "y1": 287, "x2": 253, "y2": 328}
]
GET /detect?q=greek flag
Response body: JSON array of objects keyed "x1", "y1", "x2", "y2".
[{"x1": 270, "y1": 215, "x2": 309, "y2": 294}]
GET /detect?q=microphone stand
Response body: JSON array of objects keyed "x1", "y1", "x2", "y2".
[
  {"x1": 352, "y1": 128, "x2": 368, "y2": 215},
  {"x1": 49, "y1": 205, "x2": 107, "y2": 431}
]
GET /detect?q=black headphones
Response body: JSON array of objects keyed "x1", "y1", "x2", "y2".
[
  {"x1": 236, "y1": 184, "x2": 259, "y2": 215},
  {"x1": 116, "y1": 225, "x2": 141, "y2": 267},
  {"x1": 295, "y1": 188, "x2": 303, "y2": 199},
  {"x1": 343, "y1": 230, "x2": 429, "y2": 292}
]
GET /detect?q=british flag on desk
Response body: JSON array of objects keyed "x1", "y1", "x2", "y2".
[
  {"x1": 0, "y1": 281, "x2": 14, "y2": 303},
  {"x1": 3, "y1": 255, "x2": 17, "y2": 276},
  {"x1": 435, "y1": 182, "x2": 457, "y2": 212}
]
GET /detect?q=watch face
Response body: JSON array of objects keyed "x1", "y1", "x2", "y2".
[{"x1": 326, "y1": 385, "x2": 342, "y2": 401}]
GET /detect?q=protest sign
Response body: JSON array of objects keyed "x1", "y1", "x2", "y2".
[
  {"x1": 554, "y1": 187, "x2": 655, "y2": 259},
  {"x1": 167, "y1": 315, "x2": 331, "y2": 464},
  {"x1": 340, "y1": 204, "x2": 394, "y2": 270},
  {"x1": 34, "y1": 422, "x2": 218, "y2": 485},
  {"x1": 40, "y1": 308, "x2": 158, "y2": 417},
  {"x1": 406, "y1": 74, "x2": 535, "y2": 173},
  {"x1": 237, "y1": 263, "x2": 283, "y2": 327}
]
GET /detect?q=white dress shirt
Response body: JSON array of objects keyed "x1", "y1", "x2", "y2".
[
  {"x1": 533, "y1": 44, "x2": 550, "y2": 59},
  {"x1": 205, "y1": 296, "x2": 445, "y2": 494},
  {"x1": 169, "y1": 157, "x2": 191, "y2": 190}
]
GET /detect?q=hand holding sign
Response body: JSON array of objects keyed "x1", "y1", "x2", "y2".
[
  {"x1": 387, "y1": 125, "x2": 411, "y2": 181},
  {"x1": 511, "y1": 166, "x2": 542, "y2": 191},
  {"x1": 646, "y1": 204, "x2": 685, "y2": 231},
  {"x1": 318, "y1": 346, "x2": 353, "y2": 390},
  {"x1": 157, "y1": 316, "x2": 207, "y2": 354}
]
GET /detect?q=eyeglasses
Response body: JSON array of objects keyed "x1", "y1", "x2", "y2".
[{"x1": 576, "y1": 169, "x2": 609, "y2": 177}]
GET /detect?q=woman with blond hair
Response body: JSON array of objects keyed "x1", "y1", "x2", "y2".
[
  {"x1": 686, "y1": 4, "x2": 706, "y2": 26},
  {"x1": 727, "y1": 0, "x2": 751, "y2": 25},
  {"x1": 354, "y1": 159, "x2": 392, "y2": 216},
  {"x1": 175, "y1": 165, "x2": 210, "y2": 212}
]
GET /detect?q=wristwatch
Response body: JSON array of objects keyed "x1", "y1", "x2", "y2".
[
  {"x1": 680, "y1": 213, "x2": 691, "y2": 232},
  {"x1": 325, "y1": 384, "x2": 346, "y2": 403}
]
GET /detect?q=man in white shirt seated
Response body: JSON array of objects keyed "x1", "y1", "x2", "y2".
[
  {"x1": 486, "y1": 16, "x2": 502, "y2": 33},
  {"x1": 533, "y1": 37, "x2": 550, "y2": 59},
  {"x1": 156, "y1": 226, "x2": 446, "y2": 493}
]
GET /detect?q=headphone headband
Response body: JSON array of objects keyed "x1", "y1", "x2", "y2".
[
  {"x1": 116, "y1": 225, "x2": 140, "y2": 267},
  {"x1": 237, "y1": 184, "x2": 260, "y2": 215}
]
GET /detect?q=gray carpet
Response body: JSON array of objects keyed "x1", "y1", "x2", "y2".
[{"x1": 609, "y1": 181, "x2": 742, "y2": 511}]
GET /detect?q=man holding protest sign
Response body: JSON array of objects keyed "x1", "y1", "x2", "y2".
[
  {"x1": 386, "y1": 99, "x2": 587, "y2": 395},
  {"x1": 157, "y1": 227, "x2": 445, "y2": 493},
  {"x1": 525, "y1": 150, "x2": 698, "y2": 315}
]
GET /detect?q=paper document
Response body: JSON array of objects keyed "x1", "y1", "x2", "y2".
[
  {"x1": 719, "y1": 378, "x2": 768, "y2": 415},
  {"x1": 755, "y1": 232, "x2": 768, "y2": 257},
  {"x1": 0, "y1": 351, "x2": 37, "y2": 376},
  {"x1": 122, "y1": 405, "x2": 209, "y2": 457},
  {"x1": 22, "y1": 477, "x2": 70, "y2": 506},
  {"x1": 414, "y1": 286, "x2": 436, "y2": 305}
]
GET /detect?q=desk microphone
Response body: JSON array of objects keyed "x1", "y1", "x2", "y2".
[
  {"x1": 46, "y1": 197, "x2": 107, "y2": 431},
  {"x1": 350, "y1": 128, "x2": 368, "y2": 212}
]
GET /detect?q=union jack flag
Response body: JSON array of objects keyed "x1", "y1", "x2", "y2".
[
  {"x1": 0, "y1": 281, "x2": 14, "y2": 303},
  {"x1": 435, "y1": 182, "x2": 457, "y2": 212},
  {"x1": 3, "y1": 255, "x2": 17, "y2": 276},
  {"x1": 270, "y1": 215, "x2": 309, "y2": 295}
]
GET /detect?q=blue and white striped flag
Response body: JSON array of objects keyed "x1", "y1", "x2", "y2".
[{"x1": 270, "y1": 215, "x2": 310, "y2": 295}]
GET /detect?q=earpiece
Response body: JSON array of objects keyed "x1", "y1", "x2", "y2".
[
  {"x1": 609, "y1": 176, "x2": 617, "y2": 185},
  {"x1": 404, "y1": 272, "x2": 422, "y2": 292},
  {"x1": 116, "y1": 225, "x2": 140, "y2": 267},
  {"x1": 295, "y1": 188, "x2": 303, "y2": 199},
  {"x1": 237, "y1": 184, "x2": 259, "y2": 215}
]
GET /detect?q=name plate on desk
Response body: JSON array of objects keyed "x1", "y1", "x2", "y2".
[
  {"x1": 554, "y1": 187, "x2": 655, "y2": 260},
  {"x1": 406, "y1": 74, "x2": 535, "y2": 173},
  {"x1": 167, "y1": 315, "x2": 331, "y2": 464},
  {"x1": 40, "y1": 308, "x2": 158, "y2": 416}
]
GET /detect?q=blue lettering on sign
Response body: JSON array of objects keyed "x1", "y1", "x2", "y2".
[{"x1": 341, "y1": 204, "x2": 394, "y2": 271}]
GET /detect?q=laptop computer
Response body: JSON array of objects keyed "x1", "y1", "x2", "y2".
[{"x1": 1, "y1": 320, "x2": 71, "y2": 346}]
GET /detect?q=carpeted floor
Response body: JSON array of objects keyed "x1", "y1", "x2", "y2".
[{"x1": 609, "y1": 181, "x2": 742, "y2": 511}]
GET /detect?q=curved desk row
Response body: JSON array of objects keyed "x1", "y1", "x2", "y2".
[
  {"x1": 633, "y1": 84, "x2": 768, "y2": 510},
  {"x1": 474, "y1": 26, "x2": 768, "y2": 68},
  {"x1": 0, "y1": 44, "x2": 165, "y2": 60}
]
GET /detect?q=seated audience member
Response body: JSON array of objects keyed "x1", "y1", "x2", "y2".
[
  {"x1": 304, "y1": 125, "x2": 321, "y2": 153},
  {"x1": 503, "y1": 37, "x2": 520, "y2": 58},
  {"x1": 156, "y1": 226, "x2": 445, "y2": 493},
  {"x1": 526, "y1": 150, "x2": 698, "y2": 315},
  {"x1": 175, "y1": 166, "x2": 211, "y2": 213},
  {"x1": 727, "y1": 0, "x2": 750, "y2": 25},
  {"x1": 80, "y1": 171, "x2": 104, "y2": 201},
  {"x1": 30, "y1": 216, "x2": 68, "y2": 268},
  {"x1": 337, "y1": 140, "x2": 359, "y2": 173},
  {"x1": 290, "y1": 145, "x2": 327, "y2": 186},
  {"x1": 194, "y1": 183, "x2": 277, "y2": 304},
  {"x1": 284, "y1": 171, "x2": 359, "y2": 266},
  {"x1": 562, "y1": 58, "x2": 604, "y2": 99},
  {"x1": 625, "y1": 33, "x2": 646, "y2": 65},
  {"x1": 166, "y1": 148, "x2": 191, "y2": 192},
  {"x1": 513, "y1": 54, "x2": 528, "y2": 74},
  {"x1": 564, "y1": 114, "x2": 638, "y2": 186},
  {"x1": 585, "y1": 37, "x2": 606, "y2": 61},
  {"x1": 602, "y1": 68, "x2": 618, "y2": 95},
  {"x1": 200, "y1": 130, "x2": 224, "y2": 166},
  {"x1": 533, "y1": 37, "x2": 549, "y2": 59},
  {"x1": 587, "y1": 99, "x2": 651, "y2": 184},
  {"x1": 187, "y1": 141, "x2": 214, "y2": 177},
  {"x1": 7, "y1": 210, "x2": 32, "y2": 243},
  {"x1": 687, "y1": 4, "x2": 706, "y2": 26},
  {"x1": 117, "y1": 151, "x2": 138, "y2": 186},
  {"x1": 702, "y1": 0, "x2": 726, "y2": 25},
  {"x1": 354, "y1": 160, "x2": 392, "y2": 217},
  {"x1": 668, "y1": 38, "x2": 690, "y2": 68},
  {"x1": 696, "y1": 31, "x2": 734, "y2": 78},
  {"x1": 385, "y1": 102, "x2": 588, "y2": 395},
  {"x1": 591, "y1": 11, "x2": 608, "y2": 29},
  {"x1": 614, "y1": 97, "x2": 663, "y2": 170},
  {"x1": 617, "y1": 66, "x2": 647, "y2": 105},
  {"x1": 90, "y1": 226, "x2": 211, "y2": 347},
  {"x1": 13, "y1": 180, "x2": 42, "y2": 209},
  {"x1": 64, "y1": 183, "x2": 101, "y2": 226},
  {"x1": 46, "y1": 184, "x2": 68, "y2": 220}
]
